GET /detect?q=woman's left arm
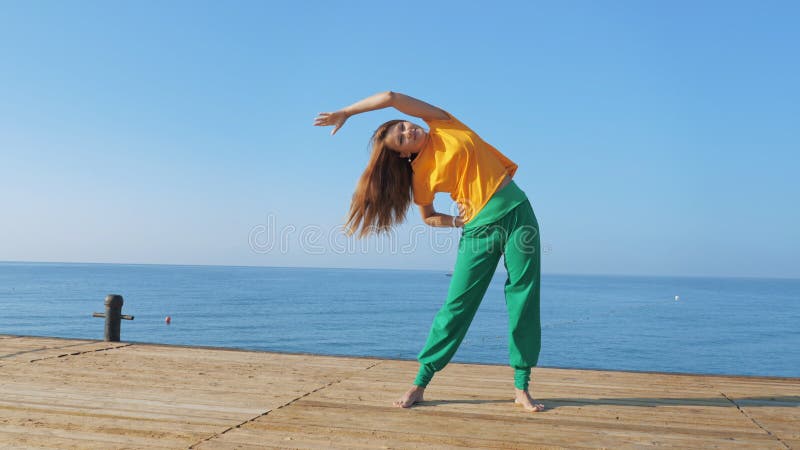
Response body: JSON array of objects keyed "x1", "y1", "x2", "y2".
[{"x1": 314, "y1": 91, "x2": 449, "y2": 135}]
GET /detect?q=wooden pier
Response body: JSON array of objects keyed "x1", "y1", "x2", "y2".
[{"x1": 0, "y1": 335, "x2": 797, "y2": 449}]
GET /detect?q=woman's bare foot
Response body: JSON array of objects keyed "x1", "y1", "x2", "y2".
[
  {"x1": 514, "y1": 388, "x2": 545, "y2": 412},
  {"x1": 393, "y1": 385, "x2": 425, "y2": 408}
]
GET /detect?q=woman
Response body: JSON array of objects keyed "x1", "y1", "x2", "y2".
[{"x1": 314, "y1": 92, "x2": 544, "y2": 412}]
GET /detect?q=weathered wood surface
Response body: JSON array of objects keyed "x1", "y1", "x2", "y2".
[{"x1": 0, "y1": 335, "x2": 797, "y2": 449}]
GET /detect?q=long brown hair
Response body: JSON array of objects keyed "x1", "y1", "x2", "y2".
[{"x1": 345, "y1": 119, "x2": 414, "y2": 238}]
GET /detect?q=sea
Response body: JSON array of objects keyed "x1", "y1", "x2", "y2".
[{"x1": 1, "y1": 261, "x2": 798, "y2": 378}]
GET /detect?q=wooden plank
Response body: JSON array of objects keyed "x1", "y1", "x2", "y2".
[
  {"x1": 0, "y1": 337, "x2": 380, "y2": 449},
  {"x1": 737, "y1": 404, "x2": 800, "y2": 446},
  {"x1": 0, "y1": 336, "x2": 796, "y2": 449},
  {"x1": 205, "y1": 402, "x2": 782, "y2": 449},
  {"x1": 203, "y1": 360, "x2": 787, "y2": 449},
  {"x1": 0, "y1": 336, "x2": 128, "y2": 363},
  {"x1": 318, "y1": 361, "x2": 773, "y2": 432},
  {"x1": 0, "y1": 424, "x2": 178, "y2": 450},
  {"x1": 194, "y1": 424, "x2": 566, "y2": 450}
]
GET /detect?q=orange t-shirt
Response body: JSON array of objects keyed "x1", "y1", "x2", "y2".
[{"x1": 411, "y1": 113, "x2": 518, "y2": 223}]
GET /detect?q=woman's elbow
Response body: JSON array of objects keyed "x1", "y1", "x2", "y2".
[{"x1": 418, "y1": 204, "x2": 436, "y2": 221}]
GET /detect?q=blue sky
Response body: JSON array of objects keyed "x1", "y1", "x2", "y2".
[{"x1": 1, "y1": 1, "x2": 798, "y2": 278}]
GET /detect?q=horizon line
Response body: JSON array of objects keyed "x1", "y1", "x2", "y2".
[{"x1": 1, "y1": 259, "x2": 798, "y2": 281}]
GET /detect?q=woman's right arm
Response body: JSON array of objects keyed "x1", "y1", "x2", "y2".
[
  {"x1": 419, "y1": 204, "x2": 464, "y2": 228},
  {"x1": 314, "y1": 91, "x2": 449, "y2": 135}
]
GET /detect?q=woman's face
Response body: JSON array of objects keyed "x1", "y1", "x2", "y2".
[{"x1": 386, "y1": 121, "x2": 427, "y2": 158}]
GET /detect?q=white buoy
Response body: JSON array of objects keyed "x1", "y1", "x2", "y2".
[{"x1": 675, "y1": 295, "x2": 680, "y2": 301}]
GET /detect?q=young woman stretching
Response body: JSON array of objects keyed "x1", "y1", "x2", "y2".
[{"x1": 314, "y1": 92, "x2": 544, "y2": 412}]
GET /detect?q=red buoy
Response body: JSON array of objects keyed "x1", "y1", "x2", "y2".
[{"x1": 165, "y1": 316, "x2": 172, "y2": 325}]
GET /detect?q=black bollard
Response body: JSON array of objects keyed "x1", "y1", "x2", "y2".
[
  {"x1": 104, "y1": 294, "x2": 123, "y2": 341},
  {"x1": 92, "y1": 294, "x2": 134, "y2": 342}
]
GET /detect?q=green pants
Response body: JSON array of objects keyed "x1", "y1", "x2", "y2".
[{"x1": 414, "y1": 181, "x2": 541, "y2": 391}]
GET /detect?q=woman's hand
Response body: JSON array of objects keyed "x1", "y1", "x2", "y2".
[
  {"x1": 314, "y1": 111, "x2": 349, "y2": 135},
  {"x1": 456, "y1": 202, "x2": 470, "y2": 225}
]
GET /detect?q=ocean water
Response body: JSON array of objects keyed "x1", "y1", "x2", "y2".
[{"x1": 0, "y1": 261, "x2": 798, "y2": 377}]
